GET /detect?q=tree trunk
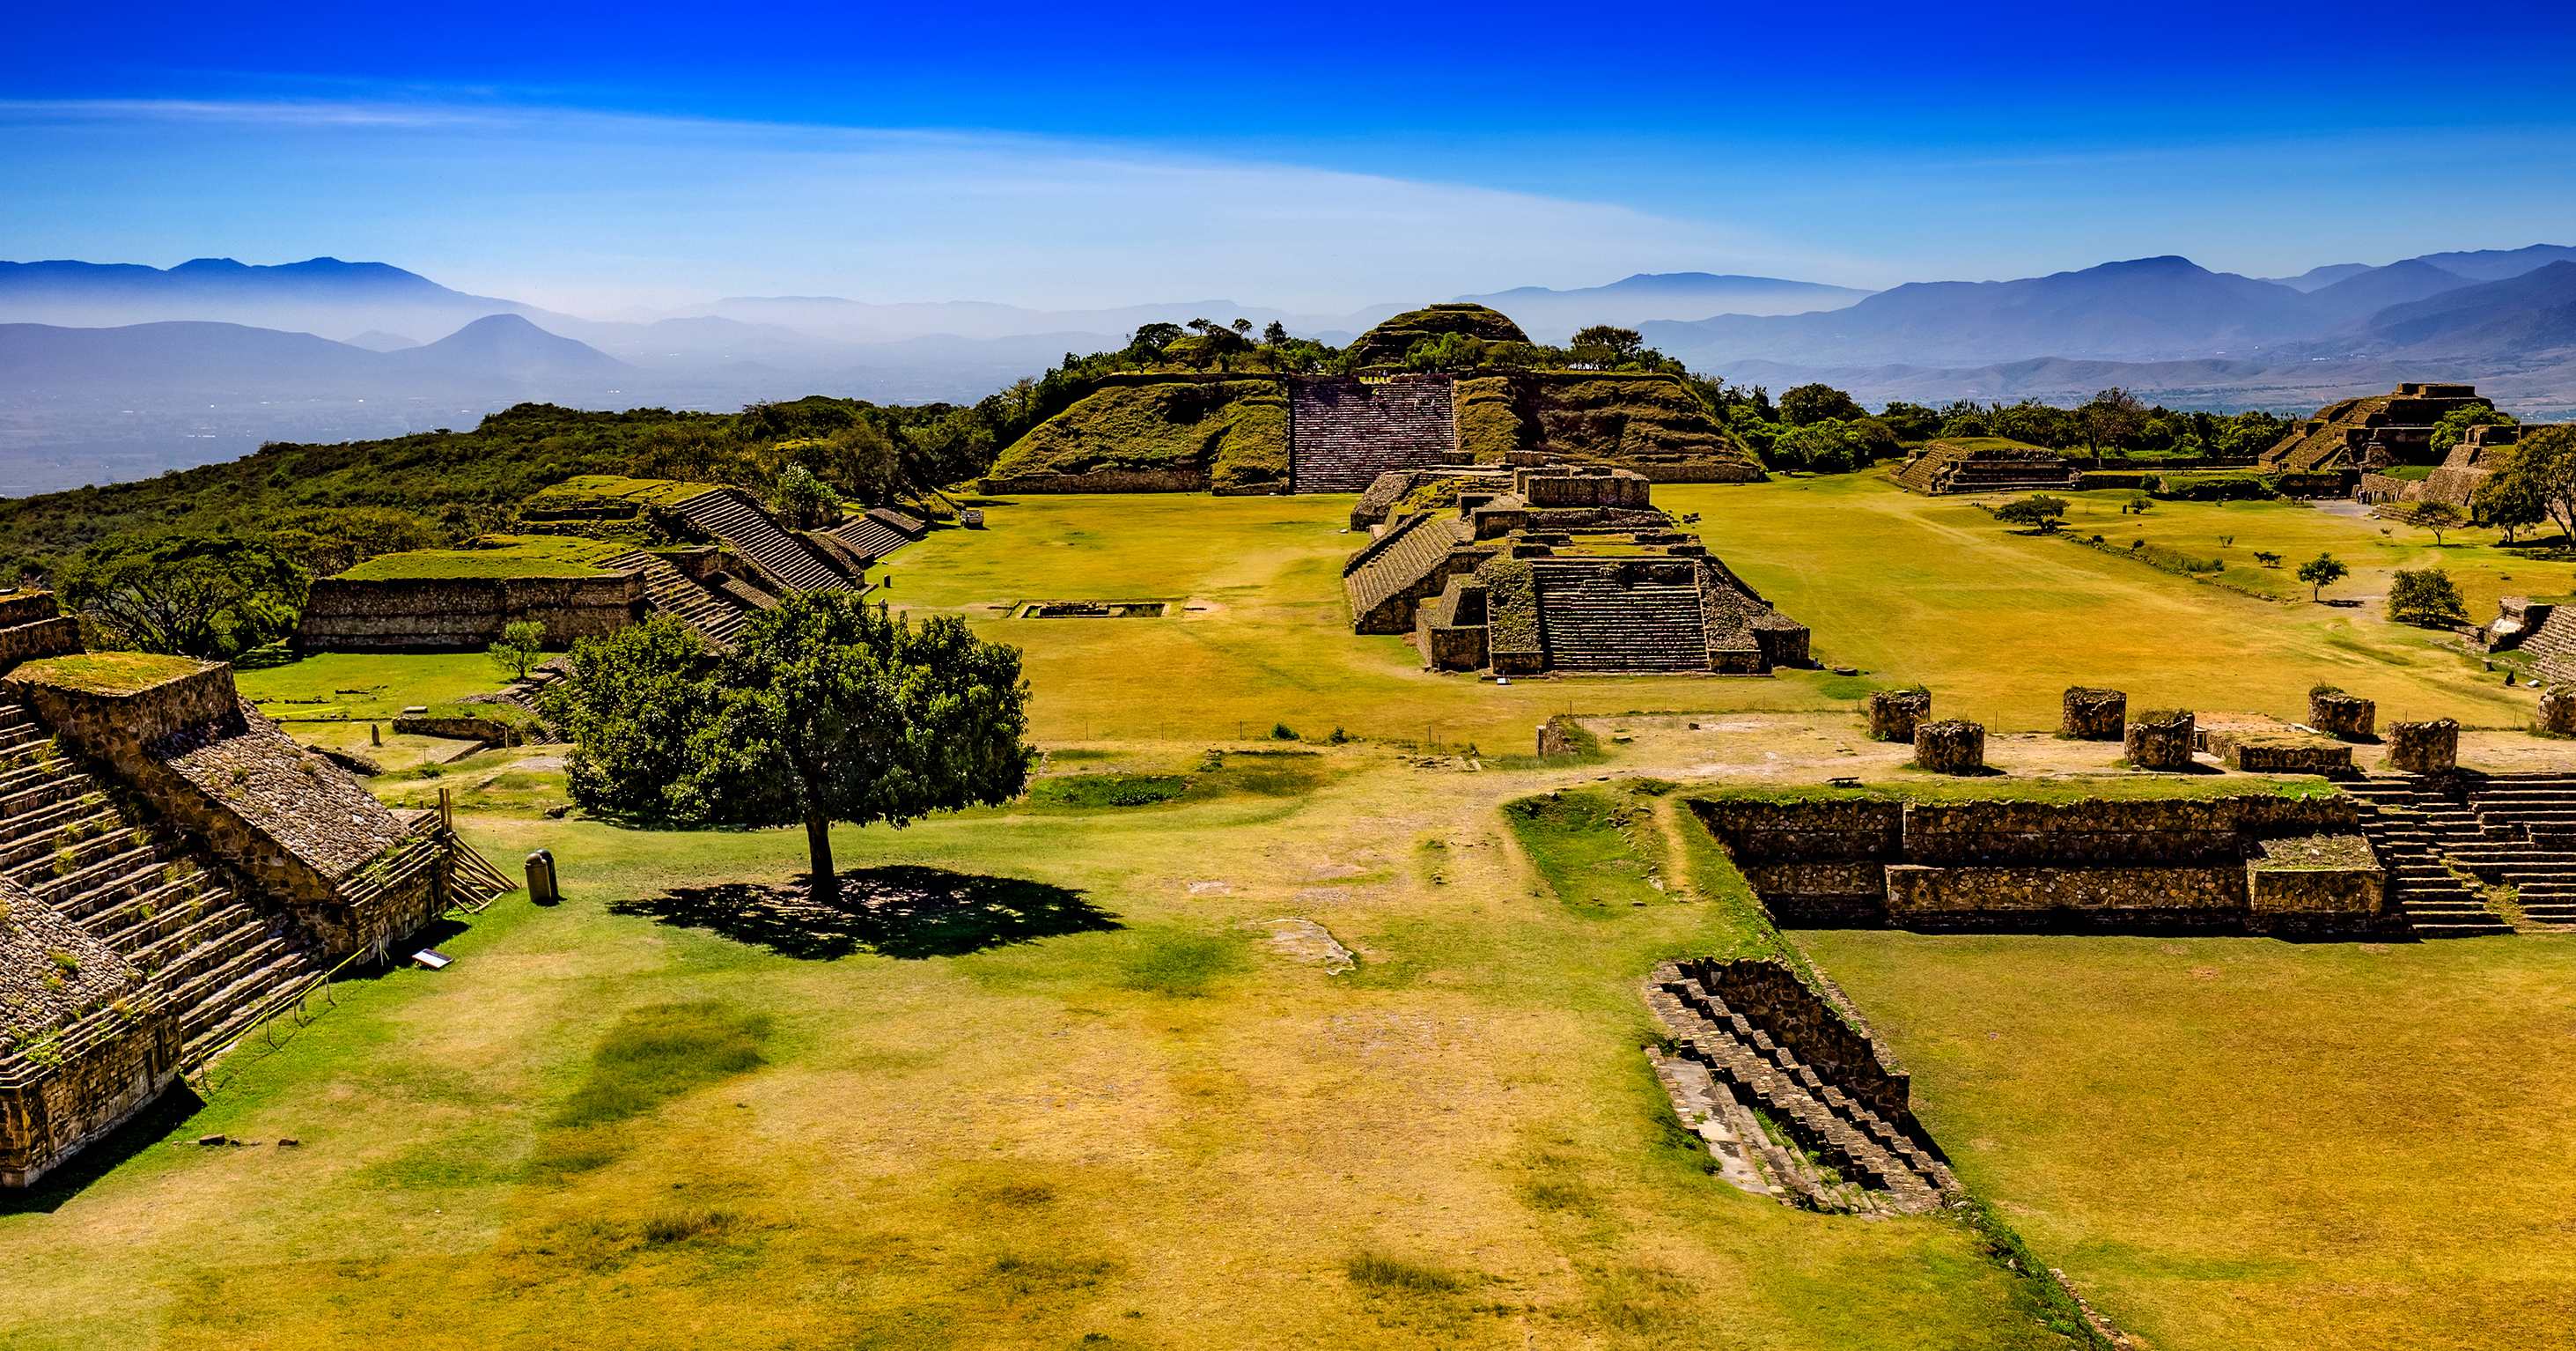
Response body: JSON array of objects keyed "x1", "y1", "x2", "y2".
[{"x1": 805, "y1": 810, "x2": 837, "y2": 908}]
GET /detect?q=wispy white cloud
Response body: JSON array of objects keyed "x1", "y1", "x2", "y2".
[{"x1": 0, "y1": 97, "x2": 1853, "y2": 311}]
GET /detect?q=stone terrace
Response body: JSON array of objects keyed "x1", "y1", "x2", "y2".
[{"x1": 1889, "y1": 439, "x2": 2078, "y2": 495}]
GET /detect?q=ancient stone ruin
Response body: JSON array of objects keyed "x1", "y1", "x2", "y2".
[
  {"x1": 2346, "y1": 771, "x2": 2576, "y2": 931},
  {"x1": 2308, "y1": 687, "x2": 2377, "y2": 741},
  {"x1": 1888, "y1": 439, "x2": 2077, "y2": 495},
  {"x1": 2060, "y1": 686, "x2": 2126, "y2": 741},
  {"x1": 2260, "y1": 382, "x2": 2491, "y2": 495},
  {"x1": 1646, "y1": 957, "x2": 1958, "y2": 1214},
  {"x1": 299, "y1": 476, "x2": 877, "y2": 653},
  {"x1": 2483, "y1": 597, "x2": 2576, "y2": 685},
  {"x1": 1343, "y1": 466, "x2": 1809, "y2": 676},
  {"x1": 2388, "y1": 719, "x2": 2459, "y2": 774},
  {"x1": 1289, "y1": 376, "x2": 1460, "y2": 493},
  {"x1": 1690, "y1": 789, "x2": 2389, "y2": 935},
  {"x1": 2124, "y1": 710, "x2": 2198, "y2": 771},
  {"x1": 2541, "y1": 687, "x2": 2576, "y2": 737},
  {"x1": 1866, "y1": 689, "x2": 1931, "y2": 742},
  {"x1": 1912, "y1": 720, "x2": 1985, "y2": 775},
  {"x1": 0, "y1": 591, "x2": 510, "y2": 1187}
]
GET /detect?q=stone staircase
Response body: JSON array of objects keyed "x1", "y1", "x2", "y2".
[
  {"x1": 605, "y1": 550, "x2": 753, "y2": 646},
  {"x1": 1532, "y1": 562, "x2": 1711, "y2": 672},
  {"x1": 1342, "y1": 513, "x2": 1473, "y2": 631},
  {"x1": 1291, "y1": 378, "x2": 1456, "y2": 493},
  {"x1": 827, "y1": 508, "x2": 924, "y2": 563},
  {"x1": 2344, "y1": 777, "x2": 2515, "y2": 935},
  {"x1": 671, "y1": 488, "x2": 855, "y2": 594},
  {"x1": 2503, "y1": 607, "x2": 2576, "y2": 684},
  {"x1": 0, "y1": 699, "x2": 322, "y2": 1068},
  {"x1": 2457, "y1": 774, "x2": 2576, "y2": 926},
  {"x1": 1648, "y1": 963, "x2": 1955, "y2": 1214}
]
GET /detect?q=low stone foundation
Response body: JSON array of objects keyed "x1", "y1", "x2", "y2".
[
  {"x1": 2388, "y1": 719, "x2": 2459, "y2": 774},
  {"x1": 2060, "y1": 686, "x2": 2126, "y2": 740},
  {"x1": 2124, "y1": 711, "x2": 2197, "y2": 771},
  {"x1": 1912, "y1": 720, "x2": 1985, "y2": 774},
  {"x1": 2204, "y1": 729, "x2": 2353, "y2": 775},
  {"x1": 1867, "y1": 689, "x2": 1931, "y2": 742},
  {"x1": 298, "y1": 574, "x2": 643, "y2": 652},
  {"x1": 2309, "y1": 689, "x2": 2376, "y2": 741},
  {"x1": 979, "y1": 467, "x2": 1211, "y2": 494}
]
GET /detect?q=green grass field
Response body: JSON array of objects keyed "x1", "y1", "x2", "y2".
[{"x1": 11, "y1": 475, "x2": 2576, "y2": 1349}]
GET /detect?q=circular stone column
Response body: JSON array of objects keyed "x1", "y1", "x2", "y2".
[
  {"x1": 1868, "y1": 689, "x2": 1932, "y2": 743},
  {"x1": 2307, "y1": 687, "x2": 2377, "y2": 741},
  {"x1": 2387, "y1": 719, "x2": 2459, "y2": 774},
  {"x1": 2060, "y1": 686, "x2": 2126, "y2": 741},
  {"x1": 2123, "y1": 710, "x2": 2197, "y2": 771},
  {"x1": 2542, "y1": 687, "x2": 2576, "y2": 737},
  {"x1": 1913, "y1": 720, "x2": 1986, "y2": 775}
]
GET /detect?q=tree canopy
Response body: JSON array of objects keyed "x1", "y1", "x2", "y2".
[{"x1": 554, "y1": 594, "x2": 1035, "y2": 906}]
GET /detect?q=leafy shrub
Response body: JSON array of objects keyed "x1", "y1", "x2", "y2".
[{"x1": 2388, "y1": 566, "x2": 2467, "y2": 628}]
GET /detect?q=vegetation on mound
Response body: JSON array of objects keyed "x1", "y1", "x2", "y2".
[
  {"x1": 984, "y1": 380, "x2": 1287, "y2": 488},
  {"x1": 1344, "y1": 303, "x2": 1531, "y2": 366},
  {"x1": 12, "y1": 650, "x2": 211, "y2": 695},
  {"x1": 523, "y1": 475, "x2": 725, "y2": 510},
  {"x1": 335, "y1": 534, "x2": 631, "y2": 580}
]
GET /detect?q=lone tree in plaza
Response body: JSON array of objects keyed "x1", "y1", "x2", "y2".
[
  {"x1": 2299, "y1": 551, "x2": 2350, "y2": 602},
  {"x1": 1997, "y1": 493, "x2": 2070, "y2": 533},
  {"x1": 2405, "y1": 499, "x2": 2464, "y2": 546},
  {"x1": 553, "y1": 593, "x2": 1035, "y2": 906}
]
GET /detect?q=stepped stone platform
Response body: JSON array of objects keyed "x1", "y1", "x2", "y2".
[
  {"x1": 2348, "y1": 771, "x2": 2576, "y2": 930},
  {"x1": 826, "y1": 506, "x2": 928, "y2": 563},
  {"x1": 1348, "y1": 467, "x2": 1808, "y2": 675},
  {"x1": 2484, "y1": 597, "x2": 2576, "y2": 684},
  {"x1": 2260, "y1": 382, "x2": 2491, "y2": 484},
  {"x1": 1889, "y1": 439, "x2": 2076, "y2": 495},
  {"x1": 1290, "y1": 376, "x2": 1458, "y2": 493},
  {"x1": 0, "y1": 594, "x2": 510, "y2": 1188},
  {"x1": 1647, "y1": 957, "x2": 1958, "y2": 1214}
]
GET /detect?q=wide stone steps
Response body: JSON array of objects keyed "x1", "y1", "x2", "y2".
[
  {"x1": 827, "y1": 513, "x2": 917, "y2": 562},
  {"x1": 1648, "y1": 979, "x2": 1949, "y2": 1214},
  {"x1": 1531, "y1": 569, "x2": 1710, "y2": 672},
  {"x1": 173, "y1": 932, "x2": 323, "y2": 1067},
  {"x1": 1343, "y1": 514, "x2": 1468, "y2": 625},
  {"x1": 2355, "y1": 785, "x2": 2515, "y2": 936},
  {"x1": 672, "y1": 488, "x2": 854, "y2": 594},
  {"x1": 1292, "y1": 379, "x2": 1456, "y2": 493},
  {"x1": 605, "y1": 550, "x2": 753, "y2": 646}
]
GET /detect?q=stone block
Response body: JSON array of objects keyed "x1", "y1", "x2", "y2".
[
  {"x1": 1867, "y1": 689, "x2": 1931, "y2": 742},
  {"x1": 2540, "y1": 687, "x2": 2576, "y2": 737},
  {"x1": 2060, "y1": 686, "x2": 2126, "y2": 740},
  {"x1": 2123, "y1": 711, "x2": 2197, "y2": 771},
  {"x1": 2308, "y1": 689, "x2": 2376, "y2": 741},
  {"x1": 1912, "y1": 720, "x2": 1985, "y2": 775},
  {"x1": 2387, "y1": 719, "x2": 2459, "y2": 774}
]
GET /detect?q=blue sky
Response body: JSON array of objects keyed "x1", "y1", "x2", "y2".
[{"x1": 6, "y1": 1, "x2": 2576, "y2": 311}]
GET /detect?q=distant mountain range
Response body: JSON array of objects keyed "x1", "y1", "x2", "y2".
[{"x1": 5, "y1": 244, "x2": 2576, "y2": 496}]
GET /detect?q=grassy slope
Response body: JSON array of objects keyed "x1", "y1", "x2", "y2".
[
  {"x1": 985, "y1": 381, "x2": 1289, "y2": 488},
  {"x1": 896, "y1": 476, "x2": 2524, "y2": 749},
  {"x1": 0, "y1": 760, "x2": 2057, "y2": 1351},
  {"x1": 1795, "y1": 929, "x2": 2576, "y2": 1351}
]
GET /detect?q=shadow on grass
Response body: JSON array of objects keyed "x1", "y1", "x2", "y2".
[{"x1": 612, "y1": 865, "x2": 1118, "y2": 959}]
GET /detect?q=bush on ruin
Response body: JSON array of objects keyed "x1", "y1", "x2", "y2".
[
  {"x1": 2387, "y1": 567, "x2": 2467, "y2": 629},
  {"x1": 769, "y1": 464, "x2": 844, "y2": 529}
]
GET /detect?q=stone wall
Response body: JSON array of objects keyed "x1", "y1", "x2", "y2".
[
  {"x1": 298, "y1": 574, "x2": 643, "y2": 652},
  {"x1": 1689, "y1": 791, "x2": 2374, "y2": 933},
  {"x1": 0, "y1": 1015, "x2": 181, "y2": 1189},
  {"x1": 2124, "y1": 711, "x2": 2197, "y2": 770}
]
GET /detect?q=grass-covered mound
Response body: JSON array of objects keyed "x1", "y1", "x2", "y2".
[
  {"x1": 1344, "y1": 303, "x2": 1530, "y2": 366},
  {"x1": 983, "y1": 379, "x2": 1288, "y2": 491},
  {"x1": 1454, "y1": 372, "x2": 1762, "y2": 478},
  {"x1": 335, "y1": 533, "x2": 632, "y2": 580}
]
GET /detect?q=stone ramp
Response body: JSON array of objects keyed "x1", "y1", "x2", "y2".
[
  {"x1": 671, "y1": 488, "x2": 854, "y2": 594},
  {"x1": 1531, "y1": 561, "x2": 1711, "y2": 671},
  {"x1": 1648, "y1": 960, "x2": 1956, "y2": 1214},
  {"x1": 1291, "y1": 378, "x2": 1456, "y2": 493},
  {"x1": 605, "y1": 551, "x2": 753, "y2": 646},
  {"x1": 0, "y1": 699, "x2": 324, "y2": 1074}
]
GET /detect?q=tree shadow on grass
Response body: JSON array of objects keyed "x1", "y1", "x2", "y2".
[{"x1": 611, "y1": 865, "x2": 1118, "y2": 959}]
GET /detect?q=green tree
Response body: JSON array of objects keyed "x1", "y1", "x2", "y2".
[
  {"x1": 2471, "y1": 455, "x2": 2548, "y2": 543},
  {"x1": 2428, "y1": 402, "x2": 2516, "y2": 458},
  {"x1": 2078, "y1": 387, "x2": 2147, "y2": 463},
  {"x1": 2479, "y1": 426, "x2": 2576, "y2": 543},
  {"x1": 1996, "y1": 494, "x2": 2070, "y2": 533},
  {"x1": 556, "y1": 595, "x2": 1035, "y2": 907},
  {"x1": 2406, "y1": 499, "x2": 2464, "y2": 545},
  {"x1": 489, "y1": 619, "x2": 547, "y2": 682},
  {"x1": 56, "y1": 534, "x2": 308, "y2": 659},
  {"x1": 1569, "y1": 325, "x2": 1645, "y2": 365},
  {"x1": 2298, "y1": 552, "x2": 2350, "y2": 601},
  {"x1": 1877, "y1": 401, "x2": 1941, "y2": 441},
  {"x1": 2386, "y1": 566, "x2": 2467, "y2": 628},
  {"x1": 769, "y1": 463, "x2": 843, "y2": 529},
  {"x1": 1261, "y1": 320, "x2": 1288, "y2": 346},
  {"x1": 1777, "y1": 382, "x2": 1866, "y2": 426}
]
